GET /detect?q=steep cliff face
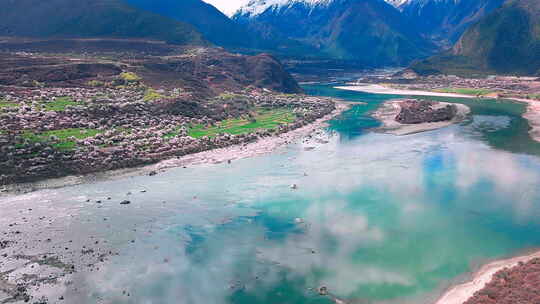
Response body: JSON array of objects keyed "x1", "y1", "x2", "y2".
[
  {"x1": 0, "y1": 0, "x2": 206, "y2": 45},
  {"x1": 144, "y1": 49, "x2": 303, "y2": 95},
  {"x1": 410, "y1": 0, "x2": 540, "y2": 76},
  {"x1": 400, "y1": 0, "x2": 505, "y2": 44},
  {"x1": 234, "y1": 0, "x2": 435, "y2": 67},
  {"x1": 245, "y1": 54, "x2": 303, "y2": 93},
  {"x1": 452, "y1": 0, "x2": 540, "y2": 74}
]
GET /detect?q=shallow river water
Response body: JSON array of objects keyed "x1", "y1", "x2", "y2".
[{"x1": 3, "y1": 85, "x2": 540, "y2": 304}]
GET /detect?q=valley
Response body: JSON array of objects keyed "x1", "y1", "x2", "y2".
[
  {"x1": 1, "y1": 0, "x2": 540, "y2": 303},
  {"x1": 4, "y1": 82, "x2": 540, "y2": 304}
]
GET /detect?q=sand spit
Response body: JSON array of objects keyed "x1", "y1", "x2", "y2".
[
  {"x1": 435, "y1": 250, "x2": 540, "y2": 304},
  {"x1": 335, "y1": 84, "x2": 472, "y2": 98},
  {"x1": 372, "y1": 99, "x2": 470, "y2": 135},
  {"x1": 336, "y1": 84, "x2": 540, "y2": 142}
]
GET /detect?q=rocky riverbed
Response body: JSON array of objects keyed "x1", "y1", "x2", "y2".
[{"x1": 0, "y1": 194, "x2": 119, "y2": 304}]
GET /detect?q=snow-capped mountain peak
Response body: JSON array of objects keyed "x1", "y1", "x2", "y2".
[
  {"x1": 237, "y1": 0, "x2": 335, "y2": 17},
  {"x1": 396, "y1": 0, "x2": 462, "y2": 9},
  {"x1": 236, "y1": 0, "x2": 416, "y2": 17},
  {"x1": 385, "y1": 0, "x2": 410, "y2": 8}
]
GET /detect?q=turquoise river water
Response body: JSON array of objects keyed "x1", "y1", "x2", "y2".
[{"x1": 3, "y1": 84, "x2": 540, "y2": 304}]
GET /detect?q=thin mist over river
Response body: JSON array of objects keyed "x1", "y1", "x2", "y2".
[{"x1": 3, "y1": 85, "x2": 540, "y2": 304}]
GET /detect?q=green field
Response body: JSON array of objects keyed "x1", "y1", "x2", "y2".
[
  {"x1": 0, "y1": 101, "x2": 19, "y2": 109},
  {"x1": 215, "y1": 93, "x2": 243, "y2": 101},
  {"x1": 120, "y1": 72, "x2": 141, "y2": 82},
  {"x1": 23, "y1": 128, "x2": 100, "y2": 150},
  {"x1": 433, "y1": 88, "x2": 494, "y2": 96},
  {"x1": 44, "y1": 97, "x2": 83, "y2": 111},
  {"x1": 143, "y1": 88, "x2": 167, "y2": 102},
  {"x1": 188, "y1": 108, "x2": 295, "y2": 138}
]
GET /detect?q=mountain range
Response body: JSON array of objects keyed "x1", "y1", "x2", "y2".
[
  {"x1": 410, "y1": 0, "x2": 540, "y2": 76},
  {"x1": 0, "y1": 0, "x2": 535, "y2": 75},
  {"x1": 123, "y1": 0, "x2": 254, "y2": 48},
  {"x1": 234, "y1": 0, "x2": 434, "y2": 67},
  {"x1": 399, "y1": 0, "x2": 506, "y2": 45},
  {"x1": 234, "y1": 0, "x2": 506, "y2": 66},
  {"x1": 0, "y1": 0, "x2": 206, "y2": 45}
]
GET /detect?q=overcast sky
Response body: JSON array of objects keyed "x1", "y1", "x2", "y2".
[{"x1": 203, "y1": 0, "x2": 249, "y2": 16}]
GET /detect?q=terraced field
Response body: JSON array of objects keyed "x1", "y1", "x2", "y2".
[
  {"x1": 22, "y1": 128, "x2": 100, "y2": 150},
  {"x1": 43, "y1": 97, "x2": 83, "y2": 111},
  {"x1": 0, "y1": 100, "x2": 19, "y2": 109},
  {"x1": 188, "y1": 108, "x2": 295, "y2": 138}
]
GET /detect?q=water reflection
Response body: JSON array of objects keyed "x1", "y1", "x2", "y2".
[
  {"x1": 61, "y1": 124, "x2": 540, "y2": 304},
  {"x1": 4, "y1": 88, "x2": 540, "y2": 304}
]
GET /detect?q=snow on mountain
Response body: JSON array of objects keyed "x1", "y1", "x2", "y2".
[
  {"x1": 385, "y1": 0, "x2": 409, "y2": 8},
  {"x1": 237, "y1": 0, "x2": 335, "y2": 17},
  {"x1": 234, "y1": 0, "x2": 436, "y2": 66},
  {"x1": 237, "y1": 0, "x2": 415, "y2": 17},
  {"x1": 385, "y1": 0, "x2": 460, "y2": 9},
  {"x1": 237, "y1": 0, "x2": 493, "y2": 17}
]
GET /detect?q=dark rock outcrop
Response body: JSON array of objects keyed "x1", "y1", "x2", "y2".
[
  {"x1": 246, "y1": 53, "x2": 302, "y2": 94},
  {"x1": 396, "y1": 99, "x2": 457, "y2": 124}
]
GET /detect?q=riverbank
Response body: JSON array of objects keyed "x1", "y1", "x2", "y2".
[
  {"x1": 156, "y1": 101, "x2": 350, "y2": 170},
  {"x1": 336, "y1": 84, "x2": 540, "y2": 142},
  {"x1": 436, "y1": 250, "x2": 540, "y2": 304},
  {"x1": 0, "y1": 84, "x2": 339, "y2": 186},
  {"x1": 0, "y1": 101, "x2": 351, "y2": 194},
  {"x1": 372, "y1": 99, "x2": 470, "y2": 135},
  {"x1": 0, "y1": 99, "x2": 350, "y2": 302},
  {"x1": 517, "y1": 97, "x2": 540, "y2": 142}
]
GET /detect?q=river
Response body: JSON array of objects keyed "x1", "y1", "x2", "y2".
[{"x1": 2, "y1": 84, "x2": 540, "y2": 304}]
